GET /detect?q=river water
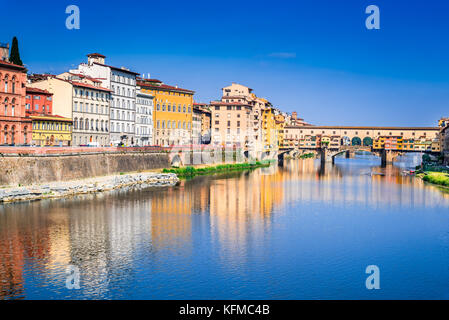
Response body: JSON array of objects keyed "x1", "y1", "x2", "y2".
[{"x1": 1, "y1": 154, "x2": 449, "y2": 300}]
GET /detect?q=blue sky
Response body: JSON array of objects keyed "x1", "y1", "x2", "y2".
[{"x1": 1, "y1": 0, "x2": 448, "y2": 126}]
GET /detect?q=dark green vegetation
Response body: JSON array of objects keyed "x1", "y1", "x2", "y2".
[
  {"x1": 162, "y1": 161, "x2": 272, "y2": 177},
  {"x1": 9, "y1": 36, "x2": 23, "y2": 66},
  {"x1": 299, "y1": 153, "x2": 315, "y2": 159}
]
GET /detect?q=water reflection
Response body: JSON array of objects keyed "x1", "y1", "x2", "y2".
[{"x1": 0, "y1": 155, "x2": 449, "y2": 299}]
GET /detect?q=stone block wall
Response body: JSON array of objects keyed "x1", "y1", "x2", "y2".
[{"x1": 0, "y1": 152, "x2": 170, "y2": 186}]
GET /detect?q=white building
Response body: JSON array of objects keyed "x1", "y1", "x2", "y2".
[
  {"x1": 58, "y1": 72, "x2": 111, "y2": 146},
  {"x1": 71, "y1": 53, "x2": 139, "y2": 146},
  {"x1": 135, "y1": 88, "x2": 154, "y2": 146}
]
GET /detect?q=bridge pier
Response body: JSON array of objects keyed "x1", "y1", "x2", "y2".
[
  {"x1": 319, "y1": 148, "x2": 327, "y2": 165},
  {"x1": 380, "y1": 149, "x2": 394, "y2": 167}
]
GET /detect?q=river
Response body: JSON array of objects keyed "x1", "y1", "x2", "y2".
[{"x1": 1, "y1": 154, "x2": 449, "y2": 300}]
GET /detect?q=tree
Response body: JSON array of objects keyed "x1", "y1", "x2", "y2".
[{"x1": 9, "y1": 36, "x2": 23, "y2": 66}]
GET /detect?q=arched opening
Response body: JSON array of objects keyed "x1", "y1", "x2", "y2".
[
  {"x1": 342, "y1": 136, "x2": 351, "y2": 146},
  {"x1": 363, "y1": 137, "x2": 373, "y2": 146},
  {"x1": 3, "y1": 126, "x2": 8, "y2": 144},
  {"x1": 24, "y1": 126, "x2": 28, "y2": 145},
  {"x1": 10, "y1": 126, "x2": 15, "y2": 145},
  {"x1": 4, "y1": 98, "x2": 8, "y2": 116},
  {"x1": 352, "y1": 137, "x2": 362, "y2": 146}
]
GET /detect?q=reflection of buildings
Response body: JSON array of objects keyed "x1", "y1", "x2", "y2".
[{"x1": 150, "y1": 186, "x2": 192, "y2": 249}]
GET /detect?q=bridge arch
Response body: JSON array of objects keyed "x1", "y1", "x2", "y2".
[
  {"x1": 363, "y1": 137, "x2": 373, "y2": 146},
  {"x1": 342, "y1": 136, "x2": 351, "y2": 146},
  {"x1": 351, "y1": 137, "x2": 362, "y2": 146}
]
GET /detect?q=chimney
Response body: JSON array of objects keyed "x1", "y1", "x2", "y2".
[
  {"x1": 0, "y1": 42, "x2": 10, "y2": 62},
  {"x1": 292, "y1": 112, "x2": 297, "y2": 120},
  {"x1": 147, "y1": 73, "x2": 150, "y2": 79}
]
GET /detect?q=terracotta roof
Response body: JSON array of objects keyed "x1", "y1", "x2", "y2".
[
  {"x1": 137, "y1": 81, "x2": 194, "y2": 94},
  {"x1": 87, "y1": 53, "x2": 106, "y2": 58},
  {"x1": 93, "y1": 62, "x2": 139, "y2": 75},
  {"x1": 30, "y1": 114, "x2": 72, "y2": 122},
  {"x1": 136, "y1": 77, "x2": 162, "y2": 83},
  {"x1": 71, "y1": 81, "x2": 112, "y2": 92},
  {"x1": 210, "y1": 101, "x2": 252, "y2": 107},
  {"x1": 67, "y1": 72, "x2": 102, "y2": 83},
  {"x1": 0, "y1": 59, "x2": 26, "y2": 71},
  {"x1": 26, "y1": 87, "x2": 52, "y2": 95}
]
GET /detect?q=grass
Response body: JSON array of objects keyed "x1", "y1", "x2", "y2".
[
  {"x1": 421, "y1": 172, "x2": 449, "y2": 188},
  {"x1": 162, "y1": 161, "x2": 272, "y2": 178}
]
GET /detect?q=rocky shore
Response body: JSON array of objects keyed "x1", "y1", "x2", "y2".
[{"x1": 0, "y1": 172, "x2": 179, "y2": 203}]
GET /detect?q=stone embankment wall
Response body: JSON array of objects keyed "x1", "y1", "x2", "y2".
[
  {"x1": 0, "y1": 152, "x2": 170, "y2": 187},
  {"x1": 0, "y1": 172, "x2": 179, "y2": 203}
]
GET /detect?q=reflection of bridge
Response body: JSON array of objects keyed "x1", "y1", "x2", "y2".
[{"x1": 319, "y1": 145, "x2": 435, "y2": 167}]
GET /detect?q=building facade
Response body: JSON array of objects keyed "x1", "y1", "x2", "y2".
[
  {"x1": 210, "y1": 101, "x2": 253, "y2": 148},
  {"x1": 25, "y1": 87, "x2": 53, "y2": 116},
  {"x1": 59, "y1": 73, "x2": 112, "y2": 146},
  {"x1": 72, "y1": 53, "x2": 138, "y2": 146},
  {"x1": 192, "y1": 106, "x2": 202, "y2": 145},
  {"x1": 193, "y1": 103, "x2": 212, "y2": 144},
  {"x1": 442, "y1": 125, "x2": 449, "y2": 165},
  {"x1": 135, "y1": 88, "x2": 154, "y2": 146},
  {"x1": 28, "y1": 74, "x2": 111, "y2": 146},
  {"x1": 30, "y1": 115, "x2": 72, "y2": 146},
  {"x1": 138, "y1": 78, "x2": 194, "y2": 146},
  {"x1": 0, "y1": 56, "x2": 31, "y2": 145}
]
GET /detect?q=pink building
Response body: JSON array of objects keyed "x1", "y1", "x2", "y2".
[{"x1": 0, "y1": 56, "x2": 31, "y2": 145}]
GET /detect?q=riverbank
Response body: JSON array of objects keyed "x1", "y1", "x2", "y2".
[
  {"x1": 0, "y1": 172, "x2": 179, "y2": 204},
  {"x1": 419, "y1": 172, "x2": 449, "y2": 188},
  {"x1": 162, "y1": 161, "x2": 273, "y2": 178}
]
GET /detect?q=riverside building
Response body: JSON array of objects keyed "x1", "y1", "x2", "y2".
[
  {"x1": 71, "y1": 53, "x2": 139, "y2": 146},
  {"x1": 138, "y1": 78, "x2": 194, "y2": 146},
  {"x1": 28, "y1": 73, "x2": 111, "y2": 146},
  {"x1": 0, "y1": 43, "x2": 31, "y2": 145},
  {"x1": 135, "y1": 88, "x2": 154, "y2": 146}
]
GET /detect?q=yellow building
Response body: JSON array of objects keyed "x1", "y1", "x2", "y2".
[
  {"x1": 275, "y1": 114, "x2": 285, "y2": 148},
  {"x1": 262, "y1": 107, "x2": 277, "y2": 150},
  {"x1": 31, "y1": 115, "x2": 72, "y2": 146},
  {"x1": 138, "y1": 79, "x2": 194, "y2": 146},
  {"x1": 373, "y1": 137, "x2": 386, "y2": 150}
]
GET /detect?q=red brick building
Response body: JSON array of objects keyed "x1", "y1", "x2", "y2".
[
  {"x1": 0, "y1": 60, "x2": 31, "y2": 145},
  {"x1": 25, "y1": 87, "x2": 53, "y2": 116}
]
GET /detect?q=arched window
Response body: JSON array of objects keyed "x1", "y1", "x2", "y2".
[
  {"x1": 11, "y1": 98, "x2": 15, "y2": 117},
  {"x1": 74, "y1": 118, "x2": 78, "y2": 129},
  {"x1": 3, "y1": 126, "x2": 8, "y2": 144},
  {"x1": 23, "y1": 126, "x2": 28, "y2": 144},
  {"x1": 10, "y1": 126, "x2": 15, "y2": 145},
  {"x1": 11, "y1": 76, "x2": 16, "y2": 93},
  {"x1": 4, "y1": 74, "x2": 9, "y2": 93},
  {"x1": 105, "y1": 121, "x2": 108, "y2": 132},
  {"x1": 4, "y1": 98, "x2": 8, "y2": 116}
]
